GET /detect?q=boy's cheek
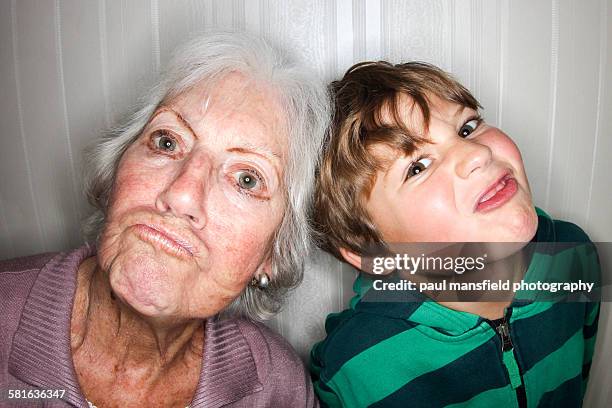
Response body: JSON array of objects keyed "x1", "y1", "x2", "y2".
[
  {"x1": 483, "y1": 130, "x2": 527, "y2": 171},
  {"x1": 397, "y1": 191, "x2": 456, "y2": 241}
]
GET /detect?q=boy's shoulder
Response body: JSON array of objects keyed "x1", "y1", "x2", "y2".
[
  {"x1": 535, "y1": 207, "x2": 592, "y2": 243},
  {"x1": 535, "y1": 208, "x2": 598, "y2": 268},
  {"x1": 552, "y1": 219, "x2": 591, "y2": 243},
  {"x1": 311, "y1": 303, "x2": 416, "y2": 380}
]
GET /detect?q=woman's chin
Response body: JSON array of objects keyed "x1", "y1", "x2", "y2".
[
  {"x1": 108, "y1": 254, "x2": 179, "y2": 319},
  {"x1": 113, "y1": 285, "x2": 174, "y2": 318}
]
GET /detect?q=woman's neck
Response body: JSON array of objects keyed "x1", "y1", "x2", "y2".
[{"x1": 70, "y1": 257, "x2": 203, "y2": 405}]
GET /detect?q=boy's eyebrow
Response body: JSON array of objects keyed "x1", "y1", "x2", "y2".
[
  {"x1": 437, "y1": 104, "x2": 470, "y2": 126},
  {"x1": 380, "y1": 104, "x2": 473, "y2": 186},
  {"x1": 451, "y1": 104, "x2": 466, "y2": 118},
  {"x1": 384, "y1": 153, "x2": 415, "y2": 185}
]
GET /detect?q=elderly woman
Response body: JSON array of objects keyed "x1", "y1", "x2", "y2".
[{"x1": 0, "y1": 32, "x2": 327, "y2": 407}]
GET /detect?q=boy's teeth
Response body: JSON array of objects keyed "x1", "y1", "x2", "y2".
[{"x1": 479, "y1": 179, "x2": 507, "y2": 203}]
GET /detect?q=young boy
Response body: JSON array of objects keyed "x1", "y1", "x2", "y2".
[{"x1": 310, "y1": 61, "x2": 600, "y2": 407}]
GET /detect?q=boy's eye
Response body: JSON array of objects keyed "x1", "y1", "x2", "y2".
[
  {"x1": 406, "y1": 157, "x2": 433, "y2": 179},
  {"x1": 459, "y1": 118, "x2": 481, "y2": 138}
]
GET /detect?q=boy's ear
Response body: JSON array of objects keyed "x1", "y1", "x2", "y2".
[{"x1": 339, "y1": 247, "x2": 362, "y2": 271}]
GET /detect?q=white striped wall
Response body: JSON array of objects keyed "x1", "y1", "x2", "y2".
[{"x1": 0, "y1": 1, "x2": 610, "y2": 405}]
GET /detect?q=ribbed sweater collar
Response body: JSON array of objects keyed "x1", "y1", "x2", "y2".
[{"x1": 8, "y1": 244, "x2": 262, "y2": 407}]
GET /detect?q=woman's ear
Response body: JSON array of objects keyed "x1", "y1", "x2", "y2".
[
  {"x1": 339, "y1": 247, "x2": 363, "y2": 271},
  {"x1": 251, "y1": 257, "x2": 273, "y2": 288},
  {"x1": 258, "y1": 256, "x2": 273, "y2": 278}
]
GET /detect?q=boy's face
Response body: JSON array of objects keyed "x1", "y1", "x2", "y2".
[{"x1": 365, "y1": 96, "x2": 538, "y2": 244}]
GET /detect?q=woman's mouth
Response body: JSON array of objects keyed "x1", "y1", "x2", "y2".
[
  {"x1": 475, "y1": 174, "x2": 518, "y2": 213},
  {"x1": 132, "y1": 224, "x2": 194, "y2": 258}
]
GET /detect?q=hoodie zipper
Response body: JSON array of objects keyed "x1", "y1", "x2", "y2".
[{"x1": 487, "y1": 311, "x2": 527, "y2": 408}]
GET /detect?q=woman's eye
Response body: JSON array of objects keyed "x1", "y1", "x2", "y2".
[
  {"x1": 406, "y1": 157, "x2": 433, "y2": 179},
  {"x1": 151, "y1": 131, "x2": 177, "y2": 152},
  {"x1": 235, "y1": 170, "x2": 264, "y2": 192},
  {"x1": 459, "y1": 118, "x2": 481, "y2": 138}
]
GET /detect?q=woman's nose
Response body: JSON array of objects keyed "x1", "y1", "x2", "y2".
[
  {"x1": 453, "y1": 139, "x2": 493, "y2": 179},
  {"x1": 155, "y1": 157, "x2": 209, "y2": 229}
]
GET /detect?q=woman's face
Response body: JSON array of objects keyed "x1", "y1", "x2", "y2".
[{"x1": 98, "y1": 73, "x2": 287, "y2": 320}]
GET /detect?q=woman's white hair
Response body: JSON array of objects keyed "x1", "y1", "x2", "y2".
[{"x1": 82, "y1": 31, "x2": 330, "y2": 320}]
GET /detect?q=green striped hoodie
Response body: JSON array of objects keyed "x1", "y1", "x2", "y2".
[{"x1": 310, "y1": 208, "x2": 600, "y2": 407}]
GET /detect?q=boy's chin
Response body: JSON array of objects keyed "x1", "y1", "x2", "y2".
[
  {"x1": 481, "y1": 204, "x2": 538, "y2": 243},
  {"x1": 508, "y1": 204, "x2": 538, "y2": 241}
]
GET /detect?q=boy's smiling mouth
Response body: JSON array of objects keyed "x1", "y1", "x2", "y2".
[{"x1": 475, "y1": 172, "x2": 518, "y2": 213}]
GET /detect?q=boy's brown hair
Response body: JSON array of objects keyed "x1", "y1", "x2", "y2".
[{"x1": 314, "y1": 61, "x2": 481, "y2": 261}]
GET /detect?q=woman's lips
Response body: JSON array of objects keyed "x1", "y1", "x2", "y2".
[
  {"x1": 132, "y1": 224, "x2": 194, "y2": 258},
  {"x1": 475, "y1": 174, "x2": 518, "y2": 213}
]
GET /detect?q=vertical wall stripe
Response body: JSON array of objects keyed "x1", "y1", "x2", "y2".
[
  {"x1": 561, "y1": 0, "x2": 576, "y2": 215},
  {"x1": 211, "y1": 0, "x2": 218, "y2": 28},
  {"x1": 98, "y1": 0, "x2": 111, "y2": 128},
  {"x1": 352, "y1": 0, "x2": 366, "y2": 62},
  {"x1": 232, "y1": 0, "x2": 245, "y2": 31},
  {"x1": 120, "y1": 0, "x2": 127, "y2": 88},
  {"x1": 451, "y1": 1, "x2": 471, "y2": 85},
  {"x1": 324, "y1": 0, "x2": 338, "y2": 80},
  {"x1": 204, "y1": 1, "x2": 214, "y2": 29},
  {"x1": 379, "y1": 0, "x2": 386, "y2": 58},
  {"x1": 544, "y1": 0, "x2": 560, "y2": 209},
  {"x1": 472, "y1": 0, "x2": 480, "y2": 94},
  {"x1": 151, "y1": 0, "x2": 160, "y2": 73},
  {"x1": 275, "y1": 293, "x2": 285, "y2": 337},
  {"x1": 10, "y1": 0, "x2": 46, "y2": 251},
  {"x1": 476, "y1": 0, "x2": 483, "y2": 99},
  {"x1": 467, "y1": 0, "x2": 475, "y2": 91},
  {"x1": 260, "y1": 0, "x2": 269, "y2": 37},
  {"x1": 586, "y1": 0, "x2": 607, "y2": 223},
  {"x1": 449, "y1": 0, "x2": 455, "y2": 73},
  {"x1": 336, "y1": 0, "x2": 354, "y2": 74},
  {"x1": 54, "y1": 0, "x2": 80, "y2": 224},
  {"x1": 364, "y1": 0, "x2": 381, "y2": 59},
  {"x1": 493, "y1": 0, "x2": 500, "y2": 126},
  {"x1": 244, "y1": 0, "x2": 261, "y2": 34},
  {"x1": 0, "y1": 196, "x2": 15, "y2": 258},
  {"x1": 497, "y1": 0, "x2": 509, "y2": 128}
]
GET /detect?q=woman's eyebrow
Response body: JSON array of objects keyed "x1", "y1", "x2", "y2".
[
  {"x1": 228, "y1": 145, "x2": 282, "y2": 182},
  {"x1": 155, "y1": 106, "x2": 199, "y2": 139},
  {"x1": 228, "y1": 145, "x2": 281, "y2": 164}
]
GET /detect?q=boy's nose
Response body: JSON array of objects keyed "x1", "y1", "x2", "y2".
[
  {"x1": 155, "y1": 154, "x2": 210, "y2": 230},
  {"x1": 454, "y1": 140, "x2": 493, "y2": 179}
]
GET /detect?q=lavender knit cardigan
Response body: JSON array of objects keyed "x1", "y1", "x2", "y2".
[{"x1": 0, "y1": 245, "x2": 318, "y2": 407}]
